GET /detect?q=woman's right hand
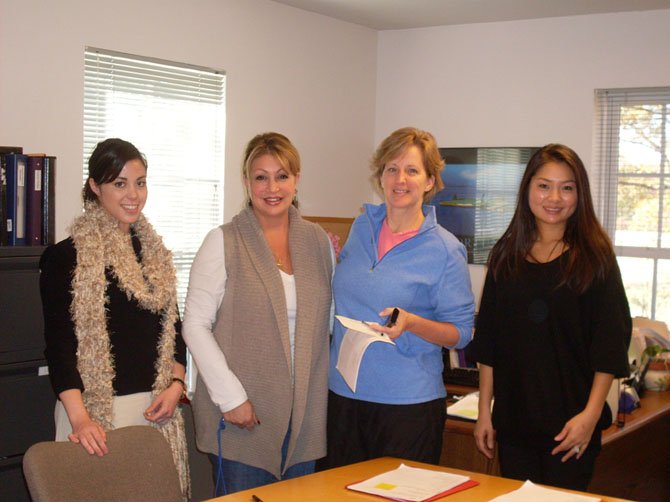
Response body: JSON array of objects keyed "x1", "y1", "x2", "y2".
[
  {"x1": 68, "y1": 417, "x2": 108, "y2": 456},
  {"x1": 59, "y1": 389, "x2": 108, "y2": 456},
  {"x1": 474, "y1": 414, "x2": 496, "y2": 459},
  {"x1": 223, "y1": 400, "x2": 260, "y2": 430}
]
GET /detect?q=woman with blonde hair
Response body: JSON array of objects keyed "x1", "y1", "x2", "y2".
[
  {"x1": 322, "y1": 127, "x2": 475, "y2": 468},
  {"x1": 184, "y1": 132, "x2": 334, "y2": 493}
]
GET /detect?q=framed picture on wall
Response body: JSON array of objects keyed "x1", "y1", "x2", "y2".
[{"x1": 429, "y1": 147, "x2": 539, "y2": 264}]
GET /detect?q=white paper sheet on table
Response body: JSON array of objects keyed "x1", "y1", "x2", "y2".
[
  {"x1": 446, "y1": 392, "x2": 494, "y2": 421},
  {"x1": 489, "y1": 480, "x2": 601, "y2": 502},
  {"x1": 346, "y1": 463, "x2": 470, "y2": 501},
  {"x1": 335, "y1": 315, "x2": 395, "y2": 392}
]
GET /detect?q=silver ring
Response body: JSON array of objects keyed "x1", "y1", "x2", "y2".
[{"x1": 573, "y1": 445, "x2": 580, "y2": 453}]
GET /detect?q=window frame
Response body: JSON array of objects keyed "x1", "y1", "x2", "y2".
[{"x1": 594, "y1": 87, "x2": 670, "y2": 320}]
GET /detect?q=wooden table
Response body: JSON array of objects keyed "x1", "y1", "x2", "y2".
[
  {"x1": 441, "y1": 387, "x2": 670, "y2": 501},
  {"x1": 207, "y1": 457, "x2": 631, "y2": 501}
]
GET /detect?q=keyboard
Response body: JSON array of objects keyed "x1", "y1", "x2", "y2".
[{"x1": 444, "y1": 367, "x2": 480, "y2": 387}]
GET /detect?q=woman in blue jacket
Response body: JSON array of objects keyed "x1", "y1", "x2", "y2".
[{"x1": 323, "y1": 127, "x2": 475, "y2": 468}]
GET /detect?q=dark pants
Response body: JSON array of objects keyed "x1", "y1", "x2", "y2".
[
  {"x1": 319, "y1": 390, "x2": 446, "y2": 470},
  {"x1": 498, "y1": 436, "x2": 600, "y2": 492}
]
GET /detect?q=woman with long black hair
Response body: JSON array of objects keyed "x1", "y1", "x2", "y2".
[{"x1": 470, "y1": 143, "x2": 631, "y2": 491}]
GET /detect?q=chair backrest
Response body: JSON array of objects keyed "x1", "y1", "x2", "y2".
[{"x1": 23, "y1": 425, "x2": 182, "y2": 502}]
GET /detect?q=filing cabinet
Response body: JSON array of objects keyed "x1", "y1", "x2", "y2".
[{"x1": 0, "y1": 247, "x2": 55, "y2": 501}]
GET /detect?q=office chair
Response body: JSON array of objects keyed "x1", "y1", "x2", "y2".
[{"x1": 23, "y1": 425, "x2": 182, "y2": 502}]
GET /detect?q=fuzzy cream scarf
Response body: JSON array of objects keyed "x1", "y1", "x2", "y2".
[{"x1": 69, "y1": 202, "x2": 190, "y2": 499}]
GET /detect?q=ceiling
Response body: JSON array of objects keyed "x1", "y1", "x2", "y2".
[{"x1": 270, "y1": 0, "x2": 670, "y2": 30}]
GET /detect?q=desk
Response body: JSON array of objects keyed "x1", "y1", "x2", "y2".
[
  {"x1": 208, "y1": 457, "x2": 631, "y2": 501},
  {"x1": 441, "y1": 387, "x2": 670, "y2": 501},
  {"x1": 591, "y1": 390, "x2": 670, "y2": 501}
]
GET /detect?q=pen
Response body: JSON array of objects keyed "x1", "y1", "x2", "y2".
[
  {"x1": 252, "y1": 495, "x2": 264, "y2": 502},
  {"x1": 386, "y1": 307, "x2": 400, "y2": 327}
]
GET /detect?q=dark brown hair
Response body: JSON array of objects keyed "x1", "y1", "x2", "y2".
[
  {"x1": 488, "y1": 143, "x2": 614, "y2": 293},
  {"x1": 83, "y1": 138, "x2": 147, "y2": 202}
]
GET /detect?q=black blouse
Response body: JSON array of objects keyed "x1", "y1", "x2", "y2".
[
  {"x1": 39, "y1": 235, "x2": 187, "y2": 397},
  {"x1": 468, "y1": 253, "x2": 631, "y2": 446}
]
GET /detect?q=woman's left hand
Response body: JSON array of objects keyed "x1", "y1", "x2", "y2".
[
  {"x1": 366, "y1": 307, "x2": 410, "y2": 341},
  {"x1": 144, "y1": 383, "x2": 183, "y2": 425},
  {"x1": 551, "y1": 410, "x2": 599, "y2": 462}
]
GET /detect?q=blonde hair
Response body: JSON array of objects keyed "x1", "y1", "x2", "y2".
[
  {"x1": 370, "y1": 127, "x2": 444, "y2": 202},
  {"x1": 242, "y1": 132, "x2": 300, "y2": 206}
]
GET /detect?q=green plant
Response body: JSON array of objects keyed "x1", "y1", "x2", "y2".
[{"x1": 642, "y1": 344, "x2": 670, "y2": 363}]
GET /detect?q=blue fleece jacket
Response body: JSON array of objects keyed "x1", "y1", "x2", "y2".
[{"x1": 329, "y1": 203, "x2": 475, "y2": 404}]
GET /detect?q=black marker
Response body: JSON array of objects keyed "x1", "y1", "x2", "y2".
[
  {"x1": 252, "y1": 495, "x2": 264, "y2": 502},
  {"x1": 386, "y1": 307, "x2": 400, "y2": 327}
]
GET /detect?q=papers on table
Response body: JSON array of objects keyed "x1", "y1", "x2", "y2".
[
  {"x1": 489, "y1": 480, "x2": 601, "y2": 501},
  {"x1": 446, "y1": 392, "x2": 480, "y2": 421},
  {"x1": 346, "y1": 463, "x2": 476, "y2": 501},
  {"x1": 446, "y1": 392, "x2": 493, "y2": 421},
  {"x1": 335, "y1": 315, "x2": 395, "y2": 392}
]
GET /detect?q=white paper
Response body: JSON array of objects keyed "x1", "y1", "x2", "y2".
[
  {"x1": 335, "y1": 315, "x2": 395, "y2": 392},
  {"x1": 446, "y1": 392, "x2": 490, "y2": 421},
  {"x1": 336, "y1": 315, "x2": 388, "y2": 337},
  {"x1": 489, "y1": 480, "x2": 601, "y2": 502},
  {"x1": 347, "y1": 463, "x2": 469, "y2": 501}
]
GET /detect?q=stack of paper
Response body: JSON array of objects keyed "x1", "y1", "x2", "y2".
[{"x1": 346, "y1": 463, "x2": 478, "y2": 501}]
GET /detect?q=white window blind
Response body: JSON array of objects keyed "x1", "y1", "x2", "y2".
[
  {"x1": 594, "y1": 87, "x2": 670, "y2": 321},
  {"x1": 472, "y1": 148, "x2": 531, "y2": 264},
  {"x1": 83, "y1": 47, "x2": 226, "y2": 312}
]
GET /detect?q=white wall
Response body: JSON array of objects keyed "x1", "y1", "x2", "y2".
[
  {"x1": 376, "y1": 9, "x2": 670, "y2": 301},
  {"x1": 376, "y1": 10, "x2": 670, "y2": 152},
  {"x1": 4, "y1": 4, "x2": 670, "y2": 299},
  {"x1": 0, "y1": 0, "x2": 377, "y2": 239}
]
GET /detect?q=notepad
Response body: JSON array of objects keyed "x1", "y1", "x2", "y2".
[
  {"x1": 346, "y1": 463, "x2": 478, "y2": 501},
  {"x1": 335, "y1": 315, "x2": 395, "y2": 392}
]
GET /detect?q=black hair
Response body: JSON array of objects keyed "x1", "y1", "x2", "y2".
[{"x1": 83, "y1": 138, "x2": 147, "y2": 202}]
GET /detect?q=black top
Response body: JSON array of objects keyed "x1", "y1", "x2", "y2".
[
  {"x1": 468, "y1": 253, "x2": 631, "y2": 446},
  {"x1": 39, "y1": 235, "x2": 186, "y2": 397}
]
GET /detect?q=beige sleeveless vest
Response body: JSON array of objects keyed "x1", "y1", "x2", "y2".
[{"x1": 192, "y1": 206, "x2": 333, "y2": 477}]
